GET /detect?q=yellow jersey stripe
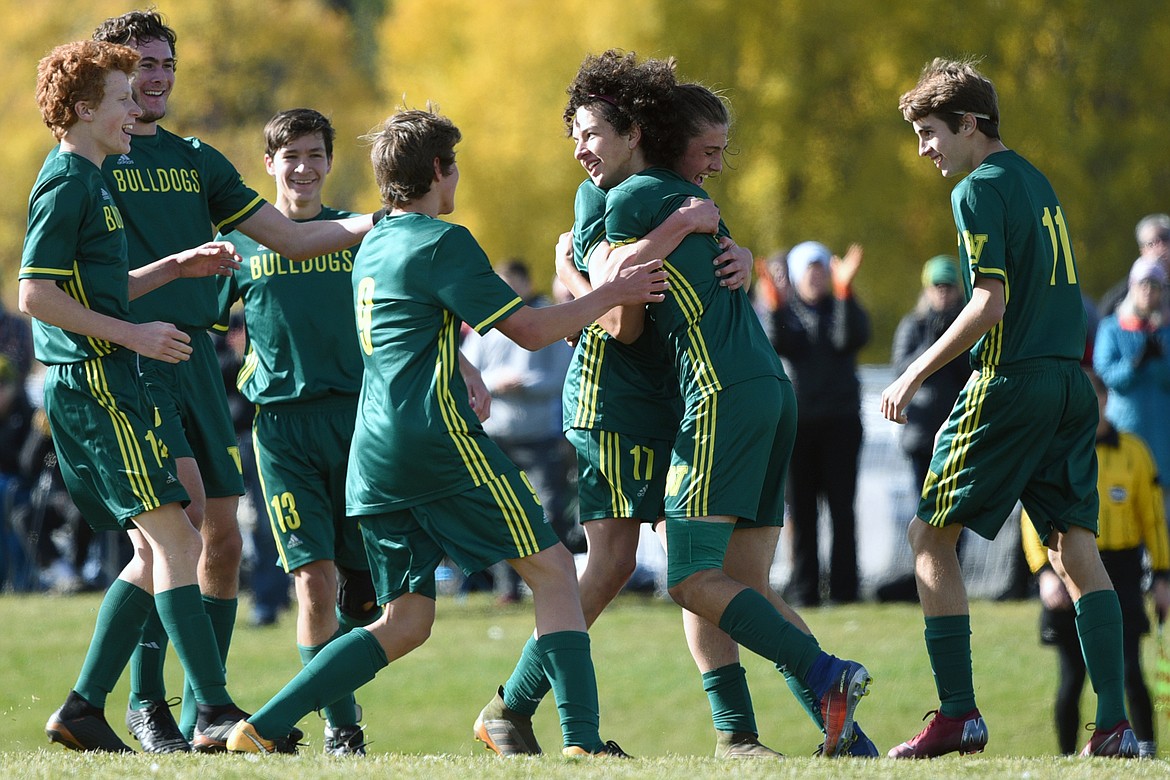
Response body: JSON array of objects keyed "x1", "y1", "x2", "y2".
[
  {"x1": 20, "y1": 266, "x2": 74, "y2": 277},
  {"x1": 236, "y1": 349, "x2": 259, "y2": 389},
  {"x1": 472, "y1": 296, "x2": 523, "y2": 334},
  {"x1": 214, "y1": 195, "x2": 265, "y2": 235},
  {"x1": 435, "y1": 313, "x2": 494, "y2": 485},
  {"x1": 64, "y1": 263, "x2": 115, "y2": 356}
]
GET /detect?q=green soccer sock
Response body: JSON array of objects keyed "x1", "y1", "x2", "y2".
[
  {"x1": 502, "y1": 635, "x2": 552, "y2": 716},
  {"x1": 702, "y1": 663, "x2": 757, "y2": 734},
  {"x1": 299, "y1": 629, "x2": 360, "y2": 728},
  {"x1": 779, "y1": 663, "x2": 826, "y2": 733},
  {"x1": 75, "y1": 579, "x2": 154, "y2": 709},
  {"x1": 924, "y1": 614, "x2": 976, "y2": 717},
  {"x1": 128, "y1": 604, "x2": 169, "y2": 710},
  {"x1": 155, "y1": 586, "x2": 231, "y2": 710},
  {"x1": 251, "y1": 628, "x2": 388, "y2": 740},
  {"x1": 537, "y1": 631, "x2": 603, "y2": 752},
  {"x1": 1075, "y1": 589, "x2": 1128, "y2": 729},
  {"x1": 717, "y1": 589, "x2": 822, "y2": 680},
  {"x1": 178, "y1": 595, "x2": 237, "y2": 737}
]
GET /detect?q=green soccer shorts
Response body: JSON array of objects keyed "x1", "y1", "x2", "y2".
[
  {"x1": 357, "y1": 469, "x2": 560, "y2": 603},
  {"x1": 665, "y1": 376, "x2": 795, "y2": 525},
  {"x1": 565, "y1": 427, "x2": 671, "y2": 523},
  {"x1": 140, "y1": 329, "x2": 245, "y2": 498},
  {"x1": 252, "y1": 396, "x2": 368, "y2": 574},
  {"x1": 43, "y1": 352, "x2": 188, "y2": 531},
  {"x1": 918, "y1": 359, "x2": 1099, "y2": 540}
]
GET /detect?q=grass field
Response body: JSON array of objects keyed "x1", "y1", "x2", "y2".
[{"x1": 1, "y1": 591, "x2": 1167, "y2": 778}]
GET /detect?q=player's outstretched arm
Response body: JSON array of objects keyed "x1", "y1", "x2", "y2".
[
  {"x1": 19, "y1": 279, "x2": 193, "y2": 363},
  {"x1": 236, "y1": 202, "x2": 382, "y2": 261},
  {"x1": 128, "y1": 241, "x2": 241, "y2": 300},
  {"x1": 496, "y1": 259, "x2": 667, "y2": 351},
  {"x1": 880, "y1": 276, "x2": 1004, "y2": 424}
]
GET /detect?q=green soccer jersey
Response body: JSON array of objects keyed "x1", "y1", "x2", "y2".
[
  {"x1": 218, "y1": 206, "x2": 363, "y2": 405},
  {"x1": 952, "y1": 150, "x2": 1086, "y2": 367},
  {"x1": 562, "y1": 180, "x2": 681, "y2": 436},
  {"x1": 605, "y1": 168, "x2": 784, "y2": 403},
  {"x1": 97, "y1": 127, "x2": 265, "y2": 329},
  {"x1": 345, "y1": 212, "x2": 526, "y2": 514},
  {"x1": 19, "y1": 150, "x2": 130, "y2": 365}
]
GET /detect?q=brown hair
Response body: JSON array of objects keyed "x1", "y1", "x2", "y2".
[
  {"x1": 264, "y1": 108, "x2": 335, "y2": 159},
  {"x1": 899, "y1": 57, "x2": 1000, "y2": 139},
  {"x1": 36, "y1": 40, "x2": 140, "y2": 140},
  {"x1": 92, "y1": 8, "x2": 178, "y2": 60},
  {"x1": 363, "y1": 107, "x2": 460, "y2": 207}
]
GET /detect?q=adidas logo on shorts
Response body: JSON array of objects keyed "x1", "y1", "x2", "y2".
[{"x1": 287, "y1": 534, "x2": 304, "y2": 548}]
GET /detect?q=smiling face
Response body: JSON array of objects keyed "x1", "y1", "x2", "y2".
[
  {"x1": 911, "y1": 113, "x2": 974, "y2": 178},
  {"x1": 85, "y1": 69, "x2": 142, "y2": 157},
  {"x1": 572, "y1": 105, "x2": 642, "y2": 189},
  {"x1": 128, "y1": 36, "x2": 175, "y2": 129},
  {"x1": 675, "y1": 123, "x2": 728, "y2": 186},
  {"x1": 266, "y1": 131, "x2": 331, "y2": 212}
]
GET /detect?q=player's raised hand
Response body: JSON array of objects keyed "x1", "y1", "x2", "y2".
[
  {"x1": 612, "y1": 258, "x2": 669, "y2": 305},
  {"x1": 174, "y1": 241, "x2": 241, "y2": 278},
  {"x1": 129, "y1": 322, "x2": 193, "y2": 363},
  {"x1": 713, "y1": 236, "x2": 751, "y2": 290},
  {"x1": 677, "y1": 196, "x2": 720, "y2": 234}
]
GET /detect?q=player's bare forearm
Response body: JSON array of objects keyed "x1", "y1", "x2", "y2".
[
  {"x1": 128, "y1": 242, "x2": 241, "y2": 300},
  {"x1": 881, "y1": 278, "x2": 1004, "y2": 423},
  {"x1": 239, "y1": 203, "x2": 377, "y2": 261}
]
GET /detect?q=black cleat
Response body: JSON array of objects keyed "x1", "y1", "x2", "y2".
[
  {"x1": 46, "y1": 692, "x2": 135, "y2": 753},
  {"x1": 126, "y1": 698, "x2": 191, "y2": 753}
]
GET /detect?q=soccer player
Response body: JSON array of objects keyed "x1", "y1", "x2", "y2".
[
  {"x1": 216, "y1": 108, "x2": 381, "y2": 755},
  {"x1": 474, "y1": 51, "x2": 800, "y2": 760},
  {"x1": 23, "y1": 39, "x2": 249, "y2": 753},
  {"x1": 90, "y1": 10, "x2": 381, "y2": 751},
  {"x1": 224, "y1": 106, "x2": 665, "y2": 756},
  {"x1": 881, "y1": 57, "x2": 1136, "y2": 758},
  {"x1": 595, "y1": 60, "x2": 873, "y2": 757}
]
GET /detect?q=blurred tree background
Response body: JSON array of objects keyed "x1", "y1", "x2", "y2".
[{"x1": 3, "y1": 0, "x2": 1168, "y2": 360}]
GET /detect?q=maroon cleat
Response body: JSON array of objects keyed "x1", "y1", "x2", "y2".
[
  {"x1": 1079, "y1": 720, "x2": 1138, "y2": 758},
  {"x1": 888, "y1": 709, "x2": 988, "y2": 758}
]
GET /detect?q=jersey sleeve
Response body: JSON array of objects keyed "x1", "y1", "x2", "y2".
[
  {"x1": 573, "y1": 181, "x2": 608, "y2": 271},
  {"x1": 430, "y1": 226, "x2": 523, "y2": 334},
  {"x1": 20, "y1": 175, "x2": 85, "y2": 281},
  {"x1": 604, "y1": 187, "x2": 653, "y2": 246},
  {"x1": 952, "y1": 177, "x2": 1008, "y2": 286},
  {"x1": 194, "y1": 138, "x2": 266, "y2": 235}
]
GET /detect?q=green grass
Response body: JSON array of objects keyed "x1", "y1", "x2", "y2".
[{"x1": 1, "y1": 592, "x2": 1167, "y2": 778}]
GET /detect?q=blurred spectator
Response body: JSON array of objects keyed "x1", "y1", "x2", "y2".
[
  {"x1": 1, "y1": 355, "x2": 35, "y2": 590},
  {"x1": 0, "y1": 298, "x2": 33, "y2": 379},
  {"x1": 766, "y1": 241, "x2": 870, "y2": 606},
  {"x1": 462, "y1": 260, "x2": 576, "y2": 603},
  {"x1": 1093, "y1": 257, "x2": 1170, "y2": 523},
  {"x1": 213, "y1": 312, "x2": 291, "y2": 625},
  {"x1": 1099, "y1": 214, "x2": 1170, "y2": 316},
  {"x1": 1021, "y1": 371, "x2": 1170, "y2": 757},
  {"x1": 890, "y1": 255, "x2": 970, "y2": 490}
]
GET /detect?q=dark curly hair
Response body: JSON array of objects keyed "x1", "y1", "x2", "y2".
[
  {"x1": 363, "y1": 107, "x2": 460, "y2": 207},
  {"x1": 36, "y1": 40, "x2": 140, "y2": 140},
  {"x1": 563, "y1": 50, "x2": 679, "y2": 165},
  {"x1": 92, "y1": 7, "x2": 177, "y2": 61}
]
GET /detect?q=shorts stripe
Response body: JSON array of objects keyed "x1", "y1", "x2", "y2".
[
  {"x1": 251, "y1": 423, "x2": 291, "y2": 572},
  {"x1": 927, "y1": 369, "x2": 993, "y2": 525},
  {"x1": 688, "y1": 395, "x2": 716, "y2": 517},
  {"x1": 436, "y1": 313, "x2": 493, "y2": 486},
  {"x1": 84, "y1": 358, "x2": 160, "y2": 512},
  {"x1": 599, "y1": 430, "x2": 628, "y2": 518},
  {"x1": 486, "y1": 474, "x2": 539, "y2": 556}
]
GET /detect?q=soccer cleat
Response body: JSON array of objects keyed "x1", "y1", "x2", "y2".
[
  {"x1": 192, "y1": 703, "x2": 251, "y2": 753},
  {"x1": 714, "y1": 730, "x2": 783, "y2": 758},
  {"x1": 817, "y1": 722, "x2": 879, "y2": 757},
  {"x1": 324, "y1": 723, "x2": 367, "y2": 756},
  {"x1": 562, "y1": 739, "x2": 632, "y2": 758},
  {"x1": 46, "y1": 699, "x2": 135, "y2": 753},
  {"x1": 126, "y1": 698, "x2": 191, "y2": 753},
  {"x1": 817, "y1": 659, "x2": 872, "y2": 757},
  {"x1": 225, "y1": 720, "x2": 298, "y2": 754},
  {"x1": 888, "y1": 709, "x2": 988, "y2": 758},
  {"x1": 473, "y1": 686, "x2": 542, "y2": 756},
  {"x1": 1079, "y1": 720, "x2": 1139, "y2": 758}
]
